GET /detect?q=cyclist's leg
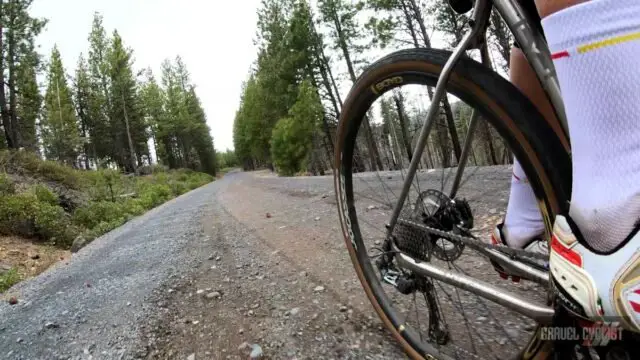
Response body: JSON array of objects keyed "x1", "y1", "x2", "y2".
[
  {"x1": 535, "y1": 0, "x2": 588, "y2": 18},
  {"x1": 541, "y1": 0, "x2": 640, "y2": 251},
  {"x1": 539, "y1": 0, "x2": 640, "y2": 330},
  {"x1": 499, "y1": 51, "x2": 549, "y2": 249},
  {"x1": 494, "y1": 0, "x2": 558, "y2": 250}
]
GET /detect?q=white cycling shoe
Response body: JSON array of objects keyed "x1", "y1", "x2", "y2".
[{"x1": 550, "y1": 214, "x2": 640, "y2": 332}]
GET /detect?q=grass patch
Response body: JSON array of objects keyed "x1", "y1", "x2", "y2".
[
  {"x1": 0, "y1": 268, "x2": 21, "y2": 293},
  {"x1": 0, "y1": 150, "x2": 214, "y2": 249},
  {"x1": 0, "y1": 150, "x2": 82, "y2": 189},
  {"x1": 217, "y1": 167, "x2": 236, "y2": 177}
]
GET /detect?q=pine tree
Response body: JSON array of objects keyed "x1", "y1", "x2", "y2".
[
  {"x1": 172, "y1": 56, "x2": 197, "y2": 168},
  {"x1": 86, "y1": 13, "x2": 112, "y2": 165},
  {"x1": 253, "y1": 0, "x2": 299, "y2": 168},
  {"x1": 233, "y1": 76, "x2": 257, "y2": 170},
  {"x1": 0, "y1": 0, "x2": 11, "y2": 148},
  {"x1": 1, "y1": 0, "x2": 46, "y2": 149},
  {"x1": 159, "y1": 57, "x2": 216, "y2": 174},
  {"x1": 160, "y1": 58, "x2": 183, "y2": 167},
  {"x1": 41, "y1": 46, "x2": 80, "y2": 165},
  {"x1": 74, "y1": 54, "x2": 93, "y2": 169},
  {"x1": 270, "y1": 79, "x2": 321, "y2": 175},
  {"x1": 289, "y1": 0, "x2": 335, "y2": 169},
  {"x1": 184, "y1": 86, "x2": 216, "y2": 175},
  {"x1": 107, "y1": 30, "x2": 148, "y2": 172},
  {"x1": 16, "y1": 49, "x2": 41, "y2": 152},
  {"x1": 318, "y1": 0, "x2": 383, "y2": 171},
  {"x1": 140, "y1": 68, "x2": 170, "y2": 166}
]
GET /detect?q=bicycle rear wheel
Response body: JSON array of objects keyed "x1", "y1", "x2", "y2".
[{"x1": 334, "y1": 48, "x2": 571, "y2": 359}]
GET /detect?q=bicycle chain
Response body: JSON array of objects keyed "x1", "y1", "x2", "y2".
[{"x1": 396, "y1": 219, "x2": 548, "y2": 261}]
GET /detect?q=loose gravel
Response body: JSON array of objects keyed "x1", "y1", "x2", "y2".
[{"x1": 1, "y1": 167, "x2": 545, "y2": 360}]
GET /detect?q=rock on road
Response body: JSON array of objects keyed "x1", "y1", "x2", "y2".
[{"x1": 0, "y1": 167, "x2": 535, "y2": 360}]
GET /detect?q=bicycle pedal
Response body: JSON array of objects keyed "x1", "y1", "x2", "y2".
[
  {"x1": 382, "y1": 269, "x2": 401, "y2": 287},
  {"x1": 497, "y1": 270, "x2": 522, "y2": 283}
]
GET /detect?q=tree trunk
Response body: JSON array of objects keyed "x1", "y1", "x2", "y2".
[
  {"x1": 0, "y1": 0, "x2": 13, "y2": 148},
  {"x1": 436, "y1": 116, "x2": 451, "y2": 168},
  {"x1": 314, "y1": 60, "x2": 339, "y2": 167},
  {"x1": 77, "y1": 100, "x2": 91, "y2": 169},
  {"x1": 7, "y1": 10, "x2": 18, "y2": 149},
  {"x1": 363, "y1": 123, "x2": 383, "y2": 170},
  {"x1": 332, "y1": 14, "x2": 382, "y2": 171},
  {"x1": 481, "y1": 120, "x2": 498, "y2": 165},
  {"x1": 393, "y1": 93, "x2": 413, "y2": 161},
  {"x1": 121, "y1": 93, "x2": 137, "y2": 173},
  {"x1": 490, "y1": 9, "x2": 511, "y2": 71},
  {"x1": 463, "y1": 115, "x2": 479, "y2": 166},
  {"x1": 326, "y1": 55, "x2": 343, "y2": 107},
  {"x1": 408, "y1": 0, "x2": 431, "y2": 47},
  {"x1": 310, "y1": 15, "x2": 341, "y2": 117},
  {"x1": 399, "y1": 0, "x2": 420, "y2": 48},
  {"x1": 380, "y1": 133, "x2": 391, "y2": 170},
  {"x1": 308, "y1": 73, "x2": 334, "y2": 168},
  {"x1": 409, "y1": 0, "x2": 462, "y2": 163},
  {"x1": 162, "y1": 136, "x2": 176, "y2": 168},
  {"x1": 323, "y1": 50, "x2": 370, "y2": 172},
  {"x1": 442, "y1": 100, "x2": 461, "y2": 163},
  {"x1": 82, "y1": 128, "x2": 90, "y2": 170},
  {"x1": 149, "y1": 131, "x2": 159, "y2": 165},
  {"x1": 426, "y1": 139, "x2": 436, "y2": 168}
]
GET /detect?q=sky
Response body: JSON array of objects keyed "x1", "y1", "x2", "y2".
[
  {"x1": 28, "y1": 1, "x2": 504, "y2": 155},
  {"x1": 30, "y1": 0, "x2": 262, "y2": 152}
]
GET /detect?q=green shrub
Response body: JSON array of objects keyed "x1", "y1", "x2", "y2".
[
  {"x1": 0, "y1": 173, "x2": 15, "y2": 195},
  {"x1": 168, "y1": 181, "x2": 188, "y2": 196},
  {"x1": 152, "y1": 172, "x2": 168, "y2": 184},
  {"x1": 73, "y1": 201, "x2": 125, "y2": 229},
  {"x1": 151, "y1": 164, "x2": 169, "y2": 173},
  {"x1": 85, "y1": 169, "x2": 125, "y2": 201},
  {"x1": 1, "y1": 150, "x2": 217, "y2": 250},
  {"x1": 176, "y1": 173, "x2": 190, "y2": 182},
  {"x1": 0, "y1": 192, "x2": 76, "y2": 245},
  {"x1": 138, "y1": 184, "x2": 172, "y2": 208},
  {"x1": 33, "y1": 184, "x2": 58, "y2": 205},
  {"x1": 34, "y1": 205, "x2": 78, "y2": 247},
  {"x1": 270, "y1": 80, "x2": 321, "y2": 176},
  {"x1": 0, "y1": 192, "x2": 40, "y2": 237},
  {"x1": 36, "y1": 161, "x2": 81, "y2": 189},
  {"x1": 175, "y1": 168, "x2": 195, "y2": 175},
  {"x1": 0, "y1": 268, "x2": 21, "y2": 293},
  {"x1": 87, "y1": 218, "x2": 126, "y2": 238},
  {"x1": 121, "y1": 198, "x2": 146, "y2": 216},
  {"x1": 0, "y1": 150, "x2": 81, "y2": 189}
]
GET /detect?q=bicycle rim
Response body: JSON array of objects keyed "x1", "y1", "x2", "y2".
[{"x1": 334, "y1": 48, "x2": 571, "y2": 360}]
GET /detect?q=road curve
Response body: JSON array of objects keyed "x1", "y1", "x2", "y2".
[
  {"x1": 0, "y1": 177, "x2": 223, "y2": 359},
  {"x1": 1, "y1": 168, "x2": 540, "y2": 360}
]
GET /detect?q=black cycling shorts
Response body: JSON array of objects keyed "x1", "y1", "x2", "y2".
[{"x1": 515, "y1": 0, "x2": 544, "y2": 48}]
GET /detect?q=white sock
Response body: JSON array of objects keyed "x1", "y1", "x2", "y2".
[
  {"x1": 542, "y1": 0, "x2": 640, "y2": 252},
  {"x1": 503, "y1": 159, "x2": 545, "y2": 248}
]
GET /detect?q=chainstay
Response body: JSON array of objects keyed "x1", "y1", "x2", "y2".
[{"x1": 396, "y1": 219, "x2": 548, "y2": 261}]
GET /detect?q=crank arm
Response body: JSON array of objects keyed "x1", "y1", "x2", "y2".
[
  {"x1": 393, "y1": 245, "x2": 555, "y2": 324},
  {"x1": 477, "y1": 247, "x2": 550, "y2": 286}
]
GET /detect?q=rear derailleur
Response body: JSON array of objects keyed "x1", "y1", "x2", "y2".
[{"x1": 376, "y1": 252, "x2": 450, "y2": 345}]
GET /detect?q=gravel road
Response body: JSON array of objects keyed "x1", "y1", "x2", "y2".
[{"x1": 0, "y1": 167, "x2": 546, "y2": 360}]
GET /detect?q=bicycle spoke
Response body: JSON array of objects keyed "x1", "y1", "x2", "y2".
[{"x1": 335, "y1": 71, "x2": 557, "y2": 359}]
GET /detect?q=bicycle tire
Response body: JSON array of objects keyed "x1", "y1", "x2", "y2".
[{"x1": 334, "y1": 48, "x2": 572, "y2": 359}]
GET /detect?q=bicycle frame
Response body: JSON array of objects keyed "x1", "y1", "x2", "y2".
[{"x1": 388, "y1": 0, "x2": 569, "y2": 323}]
